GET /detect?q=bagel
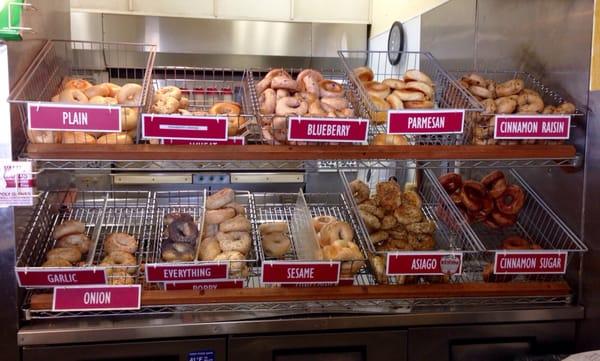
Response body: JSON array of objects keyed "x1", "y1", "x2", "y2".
[
  {"x1": 61, "y1": 132, "x2": 96, "y2": 144},
  {"x1": 261, "y1": 232, "x2": 291, "y2": 258},
  {"x1": 271, "y1": 75, "x2": 299, "y2": 91},
  {"x1": 495, "y1": 79, "x2": 524, "y2": 97},
  {"x1": 405, "y1": 81, "x2": 434, "y2": 100},
  {"x1": 199, "y1": 237, "x2": 221, "y2": 261},
  {"x1": 382, "y1": 78, "x2": 406, "y2": 90},
  {"x1": 104, "y1": 232, "x2": 138, "y2": 254},
  {"x1": 555, "y1": 102, "x2": 576, "y2": 114},
  {"x1": 259, "y1": 222, "x2": 289, "y2": 234},
  {"x1": 462, "y1": 73, "x2": 486, "y2": 86},
  {"x1": 204, "y1": 208, "x2": 236, "y2": 225},
  {"x1": 404, "y1": 100, "x2": 434, "y2": 109},
  {"x1": 42, "y1": 258, "x2": 72, "y2": 267},
  {"x1": 89, "y1": 96, "x2": 118, "y2": 105},
  {"x1": 319, "y1": 80, "x2": 344, "y2": 98},
  {"x1": 209, "y1": 101, "x2": 241, "y2": 115},
  {"x1": 349, "y1": 179, "x2": 370, "y2": 203},
  {"x1": 63, "y1": 78, "x2": 92, "y2": 90},
  {"x1": 404, "y1": 69, "x2": 433, "y2": 86},
  {"x1": 469, "y1": 85, "x2": 493, "y2": 99},
  {"x1": 372, "y1": 134, "x2": 408, "y2": 145},
  {"x1": 47, "y1": 247, "x2": 82, "y2": 263},
  {"x1": 96, "y1": 133, "x2": 134, "y2": 144},
  {"x1": 28, "y1": 129, "x2": 60, "y2": 144},
  {"x1": 213, "y1": 251, "x2": 249, "y2": 278},
  {"x1": 162, "y1": 241, "x2": 195, "y2": 262},
  {"x1": 369, "y1": 95, "x2": 390, "y2": 125},
  {"x1": 121, "y1": 108, "x2": 138, "y2": 131},
  {"x1": 393, "y1": 88, "x2": 426, "y2": 101},
  {"x1": 84, "y1": 84, "x2": 110, "y2": 98},
  {"x1": 53, "y1": 220, "x2": 86, "y2": 239},
  {"x1": 276, "y1": 96, "x2": 308, "y2": 115},
  {"x1": 517, "y1": 93, "x2": 544, "y2": 113},
  {"x1": 157, "y1": 86, "x2": 182, "y2": 100},
  {"x1": 219, "y1": 215, "x2": 251, "y2": 233},
  {"x1": 259, "y1": 88, "x2": 276, "y2": 115},
  {"x1": 56, "y1": 233, "x2": 92, "y2": 254},
  {"x1": 58, "y1": 88, "x2": 88, "y2": 104},
  {"x1": 320, "y1": 96, "x2": 349, "y2": 111},
  {"x1": 393, "y1": 205, "x2": 423, "y2": 225},
  {"x1": 385, "y1": 92, "x2": 404, "y2": 110},
  {"x1": 102, "y1": 83, "x2": 121, "y2": 97},
  {"x1": 116, "y1": 83, "x2": 142, "y2": 105},
  {"x1": 216, "y1": 231, "x2": 252, "y2": 255},
  {"x1": 100, "y1": 250, "x2": 137, "y2": 273},
  {"x1": 495, "y1": 97, "x2": 518, "y2": 114},
  {"x1": 152, "y1": 96, "x2": 179, "y2": 114},
  {"x1": 364, "y1": 81, "x2": 391, "y2": 99},
  {"x1": 353, "y1": 67, "x2": 374, "y2": 82},
  {"x1": 277, "y1": 89, "x2": 291, "y2": 100}
]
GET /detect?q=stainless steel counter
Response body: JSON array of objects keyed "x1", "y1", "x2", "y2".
[{"x1": 18, "y1": 305, "x2": 584, "y2": 346}]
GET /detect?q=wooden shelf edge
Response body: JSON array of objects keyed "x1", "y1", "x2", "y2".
[
  {"x1": 25, "y1": 144, "x2": 577, "y2": 161},
  {"x1": 30, "y1": 281, "x2": 571, "y2": 310}
]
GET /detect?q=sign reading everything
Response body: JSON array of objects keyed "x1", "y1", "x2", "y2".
[{"x1": 142, "y1": 114, "x2": 228, "y2": 141}]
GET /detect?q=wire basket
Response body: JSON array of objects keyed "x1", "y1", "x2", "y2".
[
  {"x1": 144, "y1": 67, "x2": 259, "y2": 144},
  {"x1": 253, "y1": 191, "x2": 369, "y2": 283},
  {"x1": 144, "y1": 189, "x2": 259, "y2": 283},
  {"x1": 8, "y1": 39, "x2": 156, "y2": 145},
  {"x1": 340, "y1": 170, "x2": 483, "y2": 285},
  {"x1": 338, "y1": 50, "x2": 482, "y2": 145},
  {"x1": 15, "y1": 190, "x2": 152, "y2": 288},
  {"x1": 428, "y1": 168, "x2": 587, "y2": 282},
  {"x1": 246, "y1": 67, "x2": 369, "y2": 145},
  {"x1": 450, "y1": 70, "x2": 583, "y2": 145}
]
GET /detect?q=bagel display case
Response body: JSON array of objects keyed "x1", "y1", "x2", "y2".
[
  {"x1": 143, "y1": 67, "x2": 259, "y2": 145},
  {"x1": 246, "y1": 67, "x2": 371, "y2": 145},
  {"x1": 429, "y1": 168, "x2": 587, "y2": 283},
  {"x1": 338, "y1": 50, "x2": 483, "y2": 146},
  {"x1": 450, "y1": 70, "x2": 583, "y2": 146},
  {"x1": 8, "y1": 39, "x2": 156, "y2": 145},
  {"x1": 2, "y1": 0, "x2": 599, "y2": 360}
]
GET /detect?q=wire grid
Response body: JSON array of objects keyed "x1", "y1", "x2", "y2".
[
  {"x1": 429, "y1": 168, "x2": 586, "y2": 282},
  {"x1": 252, "y1": 192, "x2": 369, "y2": 276},
  {"x1": 93, "y1": 191, "x2": 152, "y2": 284},
  {"x1": 8, "y1": 39, "x2": 157, "y2": 144},
  {"x1": 450, "y1": 70, "x2": 583, "y2": 145},
  {"x1": 339, "y1": 170, "x2": 483, "y2": 285},
  {"x1": 21, "y1": 291, "x2": 572, "y2": 320},
  {"x1": 16, "y1": 190, "x2": 108, "y2": 272},
  {"x1": 145, "y1": 189, "x2": 259, "y2": 281},
  {"x1": 246, "y1": 67, "x2": 369, "y2": 145},
  {"x1": 148, "y1": 67, "x2": 259, "y2": 143},
  {"x1": 338, "y1": 50, "x2": 482, "y2": 145}
]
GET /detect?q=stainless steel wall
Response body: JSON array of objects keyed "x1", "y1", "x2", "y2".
[
  {"x1": 70, "y1": 12, "x2": 367, "y2": 69},
  {"x1": 422, "y1": 0, "x2": 597, "y2": 351}
]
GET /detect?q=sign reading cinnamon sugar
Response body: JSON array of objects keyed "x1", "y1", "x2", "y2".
[
  {"x1": 494, "y1": 115, "x2": 571, "y2": 139},
  {"x1": 387, "y1": 109, "x2": 465, "y2": 135},
  {"x1": 287, "y1": 117, "x2": 369, "y2": 143},
  {"x1": 386, "y1": 252, "x2": 463, "y2": 276},
  {"x1": 141, "y1": 114, "x2": 228, "y2": 141},
  {"x1": 493, "y1": 251, "x2": 567, "y2": 274}
]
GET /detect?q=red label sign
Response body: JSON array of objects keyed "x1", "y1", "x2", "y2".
[
  {"x1": 52, "y1": 285, "x2": 141, "y2": 311},
  {"x1": 494, "y1": 115, "x2": 571, "y2": 139},
  {"x1": 141, "y1": 114, "x2": 228, "y2": 141},
  {"x1": 145, "y1": 263, "x2": 228, "y2": 282},
  {"x1": 261, "y1": 261, "x2": 340, "y2": 284},
  {"x1": 16, "y1": 268, "x2": 107, "y2": 288},
  {"x1": 287, "y1": 117, "x2": 369, "y2": 143},
  {"x1": 387, "y1": 109, "x2": 465, "y2": 134},
  {"x1": 162, "y1": 136, "x2": 245, "y2": 145},
  {"x1": 281, "y1": 278, "x2": 354, "y2": 287},
  {"x1": 494, "y1": 251, "x2": 568, "y2": 274},
  {"x1": 28, "y1": 103, "x2": 121, "y2": 132},
  {"x1": 386, "y1": 252, "x2": 463, "y2": 276},
  {"x1": 164, "y1": 279, "x2": 244, "y2": 290}
]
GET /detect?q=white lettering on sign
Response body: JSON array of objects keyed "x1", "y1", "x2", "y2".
[
  {"x1": 192, "y1": 284, "x2": 218, "y2": 291},
  {"x1": 62, "y1": 111, "x2": 88, "y2": 126},
  {"x1": 500, "y1": 121, "x2": 538, "y2": 134},
  {"x1": 48, "y1": 274, "x2": 78, "y2": 283},
  {"x1": 306, "y1": 123, "x2": 351, "y2": 137},
  {"x1": 163, "y1": 268, "x2": 212, "y2": 279},
  {"x1": 287, "y1": 268, "x2": 315, "y2": 279},
  {"x1": 411, "y1": 258, "x2": 437, "y2": 270},
  {"x1": 541, "y1": 121, "x2": 565, "y2": 134},
  {"x1": 83, "y1": 291, "x2": 111, "y2": 305},
  {"x1": 500, "y1": 257, "x2": 536, "y2": 269},
  {"x1": 540, "y1": 256, "x2": 562, "y2": 269},
  {"x1": 408, "y1": 116, "x2": 445, "y2": 129}
]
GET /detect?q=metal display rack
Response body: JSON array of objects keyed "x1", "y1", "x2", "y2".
[{"x1": 338, "y1": 50, "x2": 483, "y2": 145}]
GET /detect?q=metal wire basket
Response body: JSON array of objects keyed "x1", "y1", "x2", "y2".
[
  {"x1": 338, "y1": 50, "x2": 482, "y2": 145},
  {"x1": 253, "y1": 191, "x2": 369, "y2": 284},
  {"x1": 15, "y1": 190, "x2": 152, "y2": 288},
  {"x1": 340, "y1": 170, "x2": 483, "y2": 285},
  {"x1": 145, "y1": 67, "x2": 259, "y2": 144},
  {"x1": 144, "y1": 189, "x2": 259, "y2": 283},
  {"x1": 450, "y1": 70, "x2": 583, "y2": 145},
  {"x1": 8, "y1": 39, "x2": 156, "y2": 144},
  {"x1": 427, "y1": 168, "x2": 587, "y2": 282},
  {"x1": 246, "y1": 67, "x2": 369, "y2": 145}
]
